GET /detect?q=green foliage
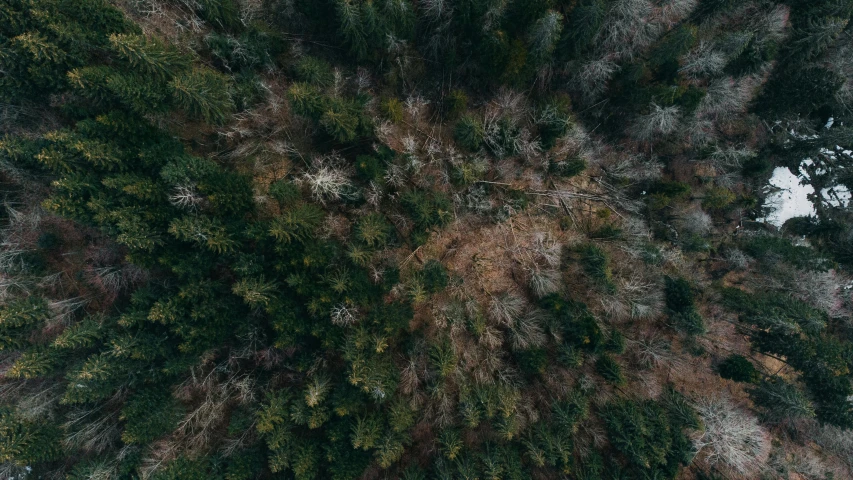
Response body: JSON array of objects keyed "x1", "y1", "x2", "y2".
[
  {"x1": 233, "y1": 276, "x2": 278, "y2": 308},
  {"x1": 430, "y1": 341, "x2": 458, "y2": 378},
  {"x1": 589, "y1": 224, "x2": 621, "y2": 240},
  {"x1": 577, "y1": 244, "x2": 614, "y2": 291},
  {"x1": 665, "y1": 277, "x2": 695, "y2": 314},
  {"x1": 52, "y1": 317, "x2": 103, "y2": 349},
  {"x1": 0, "y1": 0, "x2": 136, "y2": 100},
  {"x1": 419, "y1": 260, "x2": 448, "y2": 293},
  {"x1": 170, "y1": 69, "x2": 235, "y2": 123},
  {"x1": 355, "y1": 154, "x2": 384, "y2": 182},
  {"x1": 454, "y1": 115, "x2": 485, "y2": 152},
  {"x1": 321, "y1": 103, "x2": 361, "y2": 142},
  {"x1": 741, "y1": 235, "x2": 834, "y2": 271},
  {"x1": 7, "y1": 347, "x2": 62, "y2": 379},
  {"x1": 355, "y1": 213, "x2": 392, "y2": 248},
  {"x1": 120, "y1": 388, "x2": 184, "y2": 444},
  {"x1": 718, "y1": 354, "x2": 759, "y2": 383},
  {"x1": 270, "y1": 204, "x2": 325, "y2": 244},
  {"x1": 0, "y1": 409, "x2": 62, "y2": 466},
  {"x1": 150, "y1": 456, "x2": 214, "y2": 480},
  {"x1": 269, "y1": 179, "x2": 302, "y2": 205},
  {"x1": 694, "y1": 0, "x2": 739, "y2": 19},
  {"x1": 596, "y1": 354, "x2": 625, "y2": 385},
  {"x1": 749, "y1": 377, "x2": 816, "y2": 422},
  {"x1": 169, "y1": 215, "x2": 238, "y2": 253},
  {"x1": 722, "y1": 288, "x2": 853, "y2": 428},
  {"x1": 760, "y1": 66, "x2": 844, "y2": 115},
  {"x1": 109, "y1": 34, "x2": 190, "y2": 81},
  {"x1": 602, "y1": 398, "x2": 696, "y2": 479},
  {"x1": 651, "y1": 25, "x2": 697, "y2": 80},
  {"x1": 665, "y1": 277, "x2": 705, "y2": 335},
  {"x1": 562, "y1": 0, "x2": 605, "y2": 57},
  {"x1": 438, "y1": 429, "x2": 463, "y2": 460},
  {"x1": 536, "y1": 95, "x2": 573, "y2": 150},
  {"x1": 647, "y1": 180, "x2": 691, "y2": 210},
  {"x1": 335, "y1": 0, "x2": 368, "y2": 60},
  {"x1": 256, "y1": 389, "x2": 366, "y2": 478},
  {"x1": 557, "y1": 344, "x2": 583, "y2": 368},
  {"x1": 517, "y1": 347, "x2": 548, "y2": 375},
  {"x1": 540, "y1": 295, "x2": 604, "y2": 352},
  {"x1": 605, "y1": 330, "x2": 626, "y2": 354},
  {"x1": 225, "y1": 449, "x2": 266, "y2": 480},
  {"x1": 680, "y1": 233, "x2": 711, "y2": 253},
  {"x1": 196, "y1": 0, "x2": 241, "y2": 30},
  {"x1": 444, "y1": 89, "x2": 469, "y2": 120},
  {"x1": 789, "y1": 17, "x2": 848, "y2": 62},
  {"x1": 206, "y1": 30, "x2": 283, "y2": 73},
  {"x1": 286, "y1": 86, "x2": 372, "y2": 143},
  {"x1": 288, "y1": 82, "x2": 325, "y2": 117},
  {"x1": 672, "y1": 309, "x2": 706, "y2": 336},
  {"x1": 380, "y1": 98, "x2": 404, "y2": 123},
  {"x1": 351, "y1": 414, "x2": 382, "y2": 450},
  {"x1": 452, "y1": 159, "x2": 486, "y2": 186},
  {"x1": 549, "y1": 157, "x2": 586, "y2": 178},
  {"x1": 702, "y1": 186, "x2": 736, "y2": 211},
  {"x1": 3, "y1": 0, "x2": 853, "y2": 477},
  {"x1": 0, "y1": 296, "x2": 50, "y2": 350},
  {"x1": 401, "y1": 190, "x2": 452, "y2": 243}
]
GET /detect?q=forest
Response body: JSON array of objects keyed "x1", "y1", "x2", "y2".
[{"x1": 1, "y1": 0, "x2": 852, "y2": 478}]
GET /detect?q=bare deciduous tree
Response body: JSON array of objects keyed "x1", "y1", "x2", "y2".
[
  {"x1": 601, "y1": 153, "x2": 664, "y2": 184},
  {"x1": 599, "y1": 0, "x2": 660, "y2": 61},
  {"x1": 680, "y1": 42, "x2": 726, "y2": 80},
  {"x1": 790, "y1": 269, "x2": 846, "y2": 317},
  {"x1": 237, "y1": 0, "x2": 263, "y2": 25},
  {"x1": 696, "y1": 77, "x2": 755, "y2": 122},
  {"x1": 420, "y1": 0, "x2": 448, "y2": 19},
  {"x1": 575, "y1": 58, "x2": 619, "y2": 101},
  {"x1": 171, "y1": 367, "x2": 256, "y2": 455},
  {"x1": 331, "y1": 303, "x2": 359, "y2": 326},
  {"x1": 489, "y1": 293, "x2": 526, "y2": 327},
  {"x1": 63, "y1": 407, "x2": 121, "y2": 454},
  {"x1": 508, "y1": 310, "x2": 547, "y2": 350},
  {"x1": 48, "y1": 297, "x2": 88, "y2": 326},
  {"x1": 708, "y1": 145, "x2": 756, "y2": 168},
  {"x1": 678, "y1": 207, "x2": 713, "y2": 236},
  {"x1": 693, "y1": 396, "x2": 771, "y2": 477},
  {"x1": 723, "y1": 248, "x2": 751, "y2": 271},
  {"x1": 302, "y1": 156, "x2": 355, "y2": 204},
  {"x1": 630, "y1": 333, "x2": 679, "y2": 370},
  {"x1": 631, "y1": 104, "x2": 682, "y2": 142},
  {"x1": 529, "y1": 10, "x2": 563, "y2": 60},
  {"x1": 806, "y1": 420, "x2": 853, "y2": 470},
  {"x1": 528, "y1": 266, "x2": 561, "y2": 298},
  {"x1": 658, "y1": 0, "x2": 698, "y2": 26}
]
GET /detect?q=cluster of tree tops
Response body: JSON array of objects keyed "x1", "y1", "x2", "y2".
[
  {"x1": 0, "y1": 0, "x2": 851, "y2": 479},
  {"x1": 278, "y1": 0, "x2": 851, "y2": 109},
  {"x1": 282, "y1": 0, "x2": 853, "y2": 267}
]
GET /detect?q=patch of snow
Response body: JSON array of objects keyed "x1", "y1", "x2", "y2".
[
  {"x1": 760, "y1": 161, "x2": 851, "y2": 227},
  {"x1": 760, "y1": 166, "x2": 815, "y2": 226},
  {"x1": 824, "y1": 184, "x2": 851, "y2": 208}
]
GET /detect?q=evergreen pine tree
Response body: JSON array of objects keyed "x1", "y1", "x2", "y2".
[{"x1": 170, "y1": 69, "x2": 235, "y2": 123}]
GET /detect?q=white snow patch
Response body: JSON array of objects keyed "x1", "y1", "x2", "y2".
[
  {"x1": 760, "y1": 161, "x2": 851, "y2": 227},
  {"x1": 824, "y1": 184, "x2": 851, "y2": 208},
  {"x1": 761, "y1": 166, "x2": 815, "y2": 226}
]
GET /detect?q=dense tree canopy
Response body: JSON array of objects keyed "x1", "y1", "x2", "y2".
[{"x1": 1, "y1": 0, "x2": 853, "y2": 479}]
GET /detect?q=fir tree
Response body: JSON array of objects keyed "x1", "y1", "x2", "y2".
[{"x1": 170, "y1": 69, "x2": 235, "y2": 124}]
